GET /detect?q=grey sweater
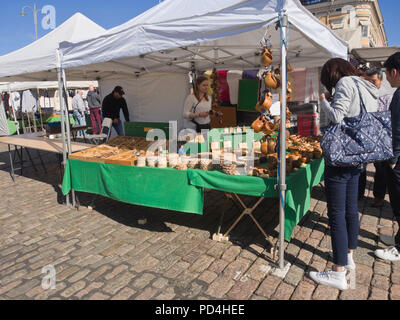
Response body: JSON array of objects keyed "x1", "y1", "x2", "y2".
[{"x1": 321, "y1": 76, "x2": 379, "y2": 124}]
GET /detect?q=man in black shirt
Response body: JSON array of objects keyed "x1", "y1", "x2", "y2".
[
  {"x1": 375, "y1": 52, "x2": 400, "y2": 261},
  {"x1": 102, "y1": 86, "x2": 130, "y2": 136}
]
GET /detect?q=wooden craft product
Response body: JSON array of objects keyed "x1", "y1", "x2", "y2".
[{"x1": 105, "y1": 150, "x2": 137, "y2": 166}]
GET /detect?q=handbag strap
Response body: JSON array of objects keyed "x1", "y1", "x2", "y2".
[{"x1": 352, "y1": 78, "x2": 367, "y2": 115}]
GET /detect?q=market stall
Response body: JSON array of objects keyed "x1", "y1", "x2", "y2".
[
  {"x1": 58, "y1": 0, "x2": 347, "y2": 269},
  {"x1": 0, "y1": 13, "x2": 105, "y2": 206}
]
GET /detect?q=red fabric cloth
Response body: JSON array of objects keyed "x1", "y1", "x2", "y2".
[{"x1": 217, "y1": 70, "x2": 230, "y2": 102}]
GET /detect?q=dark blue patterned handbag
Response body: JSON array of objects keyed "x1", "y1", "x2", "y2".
[{"x1": 321, "y1": 79, "x2": 393, "y2": 167}]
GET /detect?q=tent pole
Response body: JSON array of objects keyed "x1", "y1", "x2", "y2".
[
  {"x1": 278, "y1": 12, "x2": 288, "y2": 270},
  {"x1": 57, "y1": 66, "x2": 70, "y2": 206},
  {"x1": 57, "y1": 48, "x2": 70, "y2": 207},
  {"x1": 61, "y1": 68, "x2": 77, "y2": 208}
]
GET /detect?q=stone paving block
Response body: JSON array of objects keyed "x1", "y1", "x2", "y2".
[
  {"x1": 356, "y1": 264, "x2": 373, "y2": 286},
  {"x1": 271, "y1": 282, "x2": 295, "y2": 300},
  {"x1": 207, "y1": 242, "x2": 231, "y2": 259},
  {"x1": 284, "y1": 264, "x2": 305, "y2": 286},
  {"x1": 189, "y1": 255, "x2": 215, "y2": 274},
  {"x1": 111, "y1": 287, "x2": 136, "y2": 300},
  {"x1": 205, "y1": 276, "x2": 235, "y2": 299},
  {"x1": 152, "y1": 278, "x2": 169, "y2": 290},
  {"x1": 0, "y1": 280, "x2": 23, "y2": 296},
  {"x1": 88, "y1": 292, "x2": 110, "y2": 300},
  {"x1": 223, "y1": 258, "x2": 252, "y2": 280},
  {"x1": 339, "y1": 280, "x2": 368, "y2": 300},
  {"x1": 86, "y1": 265, "x2": 113, "y2": 282},
  {"x1": 208, "y1": 259, "x2": 229, "y2": 274},
  {"x1": 60, "y1": 280, "x2": 87, "y2": 298},
  {"x1": 227, "y1": 278, "x2": 259, "y2": 300},
  {"x1": 390, "y1": 284, "x2": 400, "y2": 300},
  {"x1": 105, "y1": 265, "x2": 129, "y2": 280},
  {"x1": 371, "y1": 274, "x2": 390, "y2": 291},
  {"x1": 135, "y1": 287, "x2": 159, "y2": 300},
  {"x1": 75, "y1": 282, "x2": 104, "y2": 299},
  {"x1": 103, "y1": 272, "x2": 135, "y2": 295},
  {"x1": 132, "y1": 273, "x2": 156, "y2": 290},
  {"x1": 164, "y1": 261, "x2": 191, "y2": 279},
  {"x1": 34, "y1": 282, "x2": 68, "y2": 300},
  {"x1": 221, "y1": 245, "x2": 241, "y2": 262},
  {"x1": 374, "y1": 260, "x2": 391, "y2": 277},
  {"x1": 312, "y1": 285, "x2": 339, "y2": 300},
  {"x1": 290, "y1": 281, "x2": 315, "y2": 300},
  {"x1": 130, "y1": 256, "x2": 160, "y2": 274},
  {"x1": 155, "y1": 287, "x2": 176, "y2": 300},
  {"x1": 198, "y1": 270, "x2": 218, "y2": 284},
  {"x1": 255, "y1": 275, "x2": 281, "y2": 299},
  {"x1": 244, "y1": 259, "x2": 271, "y2": 282},
  {"x1": 369, "y1": 287, "x2": 389, "y2": 300}
]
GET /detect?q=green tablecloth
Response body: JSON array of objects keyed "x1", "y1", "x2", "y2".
[
  {"x1": 7, "y1": 120, "x2": 17, "y2": 135},
  {"x1": 45, "y1": 115, "x2": 76, "y2": 125},
  {"x1": 62, "y1": 157, "x2": 324, "y2": 241},
  {"x1": 187, "y1": 158, "x2": 325, "y2": 241},
  {"x1": 62, "y1": 159, "x2": 204, "y2": 214}
]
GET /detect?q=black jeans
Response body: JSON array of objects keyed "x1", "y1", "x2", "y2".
[
  {"x1": 358, "y1": 162, "x2": 387, "y2": 199},
  {"x1": 383, "y1": 161, "x2": 400, "y2": 246},
  {"x1": 325, "y1": 165, "x2": 361, "y2": 266}
]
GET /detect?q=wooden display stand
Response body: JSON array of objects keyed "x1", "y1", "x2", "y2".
[{"x1": 210, "y1": 106, "x2": 237, "y2": 128}]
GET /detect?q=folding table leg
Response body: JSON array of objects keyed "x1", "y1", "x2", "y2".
[
  {"x1": 24, "y1": 148, "x2": 38, "y2": 172},
  {"x1": 213, "y1": 193, "x2": 234, "y2": 242},
  {"x1": 37, "y1": 150, "x2": 47, "y2": 174},
  {"x1": 8, "y1": 144, "x2": 15, "y2": 182},
  {"x1": 88, "y1": 194, "x2": 98, "y2": 210}
]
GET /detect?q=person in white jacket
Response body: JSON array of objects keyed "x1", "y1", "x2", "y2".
[
  {"x1": 72, "y1": 90, "x2": 87, "y2": 137},
  {"x1": 309, "y1": 58, "x2": 379, "y2": 291}
]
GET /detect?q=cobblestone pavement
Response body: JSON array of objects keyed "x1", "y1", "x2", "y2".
[{"x1": 0, "y1": 142, "x2": 399, "y2": 300}]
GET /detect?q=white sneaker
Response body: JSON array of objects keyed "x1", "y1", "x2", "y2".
[
  {"x1": 328, "y1": 251, "x2": 356, "y2": 270},
  {"x1": 379, "y1": 235, "x2": 396, "y2": 246},
  {"x1": 375, "y1": 246, "x2": 400, "y2": 261},
  {"x1": 309, "y1": 270, "x2": 348, "y2": 290}
]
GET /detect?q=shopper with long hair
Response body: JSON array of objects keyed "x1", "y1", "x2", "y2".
[{"x1": 309, "y1": 58, "x2": 379, "y2": 290}]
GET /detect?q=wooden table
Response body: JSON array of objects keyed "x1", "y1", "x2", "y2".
[{"x1": 0, "y1": 133, "x2": 92, "y2": 181}]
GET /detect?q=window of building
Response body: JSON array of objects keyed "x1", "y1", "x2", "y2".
[{"x1": 362, "y1": 25, "x2": 369, "y2": 37}]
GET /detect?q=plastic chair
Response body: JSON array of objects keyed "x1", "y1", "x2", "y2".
[{"x1": 86, "y1": 117, "x2": 113, "y2": 145}]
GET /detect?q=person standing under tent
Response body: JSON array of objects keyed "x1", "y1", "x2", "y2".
[
  {"x1": 183, "y1": 75, "x2": 212, "y2": 133},
  {"x1": 309, "y1": 58, "x2": 379, "y2": 290},
  {"x1": 357, "y1": 67, "x2": 388, "y2": 207},
  {"x1": 72, "y1": 90, "x2": 87, "y2": 137},
  {"x1": 375, "y1": 52, "x2": 400, "y2": 261},
  {"x1": 101, "y1": 86, "x2": 130, "y2": 136},
  {"x1": 86, "y1": 85, "x2": 102, "y2": 134}
]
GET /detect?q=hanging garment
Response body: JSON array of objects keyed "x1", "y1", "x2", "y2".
[
  {"x1": 21, "y1": 90, "x2": 39, "y2": 113},
  {"x1": 242, "y1": 70, "x2": 258, "y2": 80},
  {"x1": 217, "y1": 70, "x2": 230, "y2": 102},
  {"x1": 10, "y1": 92, "x2": 21, "y2": 111},
  {"x1": 226, "y1": 70, "x2": 243, "y2": 105}
]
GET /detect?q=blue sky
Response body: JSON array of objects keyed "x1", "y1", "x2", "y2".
[{"x1": 0, "y1": 0, "x2": 398, "y2": 56}]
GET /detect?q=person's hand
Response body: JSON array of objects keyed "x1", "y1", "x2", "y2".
[
  {"x1": 113, "y1": 119, "x2": 119, "y2": 124},
  {"x1": 391, "y1": 163, "x2": 396, "y2": 170},
  {"x1": 199, "y1": 112, "x2": 209, "y2": 118}
]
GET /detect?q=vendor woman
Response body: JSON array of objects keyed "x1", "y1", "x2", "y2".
[{"x1": 183, "y1": 75, "x2": 212, "y2": 132}]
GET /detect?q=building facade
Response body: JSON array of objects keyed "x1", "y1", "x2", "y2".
[{"x1": 300, "y1": 0, "x2": 387, "y2": 50}]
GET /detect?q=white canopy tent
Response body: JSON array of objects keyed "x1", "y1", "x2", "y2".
[
  {"x1": 0, "y1": 12, "x2": 105, "y2": 207},
  {"x1": 58, "y1": 0, "x2": 347, "y2": 269},
  {"x1": 0, "y1": 12, "x2": 105, "y2": 82},
  {"x1": 0, "y1": 81, "x2": 98, "y2": 92}
]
